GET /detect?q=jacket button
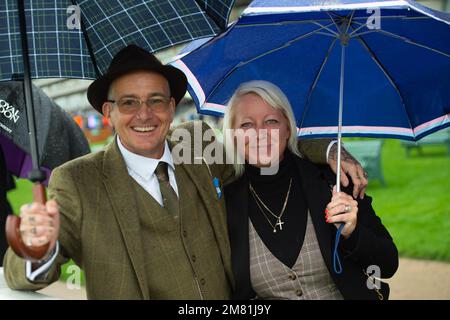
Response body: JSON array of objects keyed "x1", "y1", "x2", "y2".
[
  {"x1": 200, "y1": 278, "x2": 206, "y2": 285},
  {"x1": 183, "y1": 230, "x2": 187, "y2": 237},
  {"x1": 191, "y1": 255, "x2": 196, "y2": 262},
  {"x1": 295, "y1": 289, "x2": 303, "y2": 297},
  {"x1": 289, "y1": 273, "x2": 297, "y2": 280}
]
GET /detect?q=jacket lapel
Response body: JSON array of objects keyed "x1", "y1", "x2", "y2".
[
  {"x1": 169, "y1": 138, "x2": 234, "y2": 285},
  {"x1": 293, "y1": 157, "x2": 335, "y2": 274},
  {"x1": 101, "y1": 139, "x2": 150, "y2": 299}
]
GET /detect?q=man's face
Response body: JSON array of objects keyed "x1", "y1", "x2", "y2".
[{"x1": 102, "y1": 70, "x2": 175, "y2": 158}]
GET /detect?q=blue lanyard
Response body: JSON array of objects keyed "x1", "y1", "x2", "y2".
[{"x1": 333, "y1": 223, "x2": 344, "y2": 274}]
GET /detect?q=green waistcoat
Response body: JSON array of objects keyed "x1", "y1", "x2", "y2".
[{"x1": 132, "y1": 163, "x2": 231, "y2": 299}]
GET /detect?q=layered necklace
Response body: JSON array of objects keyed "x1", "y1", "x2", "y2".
[{"x1": 249, "y1": 178, "x2": 292, "y2": 233}]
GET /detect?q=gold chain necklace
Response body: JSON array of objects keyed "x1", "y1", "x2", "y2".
[{"x1": 249, "y1": 178, "x2": 292, "y2": 233}]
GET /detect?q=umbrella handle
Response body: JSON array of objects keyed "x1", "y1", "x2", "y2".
[{"x1": 5, "y1": 183, "x2": 51, "y2": 262}]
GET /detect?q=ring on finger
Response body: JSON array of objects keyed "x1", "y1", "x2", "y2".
[{"x1": 344, "y1": 205, "x2": 352, "y2": 212}]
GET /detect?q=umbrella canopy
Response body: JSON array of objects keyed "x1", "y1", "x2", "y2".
[
  {"x1": 0, "y1": 0, "x2": 236, "y2": 80},
  {"x1": 172, "y1": 0, "x2": 450, "y2": 141},
  {"x1": 0, "y1": 81, "x2": 90, "y2": 184}
]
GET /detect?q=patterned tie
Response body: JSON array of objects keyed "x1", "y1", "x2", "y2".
[{"x1": 155, "y1": 161, "x2": 179, "y2": 216}]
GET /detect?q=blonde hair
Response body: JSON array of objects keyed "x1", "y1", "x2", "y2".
[{"x1": 222, "y1": 80, "x2": 302, "y2": 178}]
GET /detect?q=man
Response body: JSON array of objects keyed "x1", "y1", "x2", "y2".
[{"x1": 3, "y1": 45, "x2": 367, "y2": 299}]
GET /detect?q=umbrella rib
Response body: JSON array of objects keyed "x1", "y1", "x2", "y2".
[
  {"x1": 317, "y1": 32, "x2": 338, "y2": 38},
  {"x1": 350, "y1": 15, "x2": 430, "y2": 21},
  {"x1": 345, "y1": 11, "x2": 356, "y2": 34},
  {"x1": 235, "y1": 19, "x2": 337, "y2": 29},
  {"x1": 72, "y1": 0, "x2": 101, "y2": 77},
  {"x1": 326, "y1": 11, "x2": 341, "y2": 35},
  {"x1": 350, "y1": 30, "x2": 378, "y2": 37},
  {"x1": 350, "y1": 20, "x2": 450, "y2": 58},
  {"x1": 373, "y1": 29, "x2": 450, "y2": 58},
  {"x1": 299, "y1": 38, "x2": 338, "y2": 130},
  {"x1": 196, "y1": 0, "x2": 235, "y2": 30},
  {"x1": 353, "y1": 34, "x2": 415, "y2": 133},
  {"x1": 203, "y1": 23, "x2": 337, "y2": 105},
  {"x1": 349, "y1": 19, "x2": 370, "y2": 37},
  {"x1": 312, "y1": 22, "x2": 339, "y2": 36}
]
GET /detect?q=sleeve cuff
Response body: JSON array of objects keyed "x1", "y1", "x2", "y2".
[
  {"x1": 340, "y1": 225, "x2": 360, "y2": 257},
  {"x1": 26, "y1": 241, "x2": 59, "y2": 282}
]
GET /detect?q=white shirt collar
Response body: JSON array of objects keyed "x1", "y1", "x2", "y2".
[{"x1": 117, "y1": 136, "x2": 175, "y2": 181}]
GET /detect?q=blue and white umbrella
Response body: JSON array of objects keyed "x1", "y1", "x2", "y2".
[
  {"x1": 173, "y1": 1, "x2": 450, "y2": 272},
  {"x1": 173, "y1": 0, "x2": 450, "y2": 143}
]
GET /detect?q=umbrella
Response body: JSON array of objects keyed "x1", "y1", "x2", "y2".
[
  {"x1": 172, "y1": 0, "x2": 450, "y2": 274},
  {"x1": 0, "y1": 81, "x2": 90, "y2": 184},
  {"x1": 1, "y1": 81, "x2": 91, "y2": 261},
  {"x1": 0, "y1": 0, "x2": 237, "y2": 181},
  {"x1": 0, "y1": 0, "x2": 236, "y2": 81},
  {"x1": 0, "y1": 0, "x2": 235, "y2": 260},
  {"x1": 173, "y1": 0, "x2": 450, "y2": 175}
]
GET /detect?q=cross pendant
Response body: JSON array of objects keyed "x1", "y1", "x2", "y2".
[{"x1": 276, "y1": 218, "x2": 284, "y2": 231}]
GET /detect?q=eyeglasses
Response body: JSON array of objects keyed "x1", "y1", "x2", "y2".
[{"x1": 107, "y1": 96, "x2": 171, "y2": 114}]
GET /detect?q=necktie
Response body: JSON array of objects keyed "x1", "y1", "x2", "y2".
[{"x1": 155, "y1": 162, "x2": 179, "y2": 216}]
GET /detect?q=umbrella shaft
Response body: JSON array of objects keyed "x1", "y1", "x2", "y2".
[
  {"x1": 18, "y1": 0, "x2": 44, "y2": 182},
  {"x1": 336, "y1": 43, "x2": 346, "y2": 193}
]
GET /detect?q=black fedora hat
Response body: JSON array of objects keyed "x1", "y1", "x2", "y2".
[{"x1": 87, "y1": 45, "x2": 187, "y2": 114}]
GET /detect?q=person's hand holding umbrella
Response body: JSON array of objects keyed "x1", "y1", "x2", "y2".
[
  {"x1": 17, "y1": 200, "x2": 60, "y2": 262},
  {"x1": 326, "y1": 186, "x2": 359, "y2": 238}
]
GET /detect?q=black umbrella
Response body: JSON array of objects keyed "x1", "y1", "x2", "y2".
[
  {"x1": 1, "y1": 0, "x2": 237, "y2": 262},
  {"x1": 0, "y1": 81, "x2": 90, "y2": 183},
  {"x1": 0, "y1": 81, "x2": 90, "y2": 261}
]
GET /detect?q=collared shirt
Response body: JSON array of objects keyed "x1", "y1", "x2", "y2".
[{"x1": 117, "y1": 136, "x2": 179, "y2": 206}]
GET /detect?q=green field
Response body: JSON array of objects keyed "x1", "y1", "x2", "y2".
[
  {"x1": 6, "y1": 139, "x2": 450, "y2": 271},
  {"x1": 360, "y1": 139, "x2": 450, "y2": 261}
]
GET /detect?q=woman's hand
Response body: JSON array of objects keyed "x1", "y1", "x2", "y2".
[{"x1": 325, "y1": 187, "x2": 358, "y2": 238}]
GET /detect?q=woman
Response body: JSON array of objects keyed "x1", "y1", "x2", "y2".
[{"x1": 223, "y1": 81, "x2": 398, "y2": 300}]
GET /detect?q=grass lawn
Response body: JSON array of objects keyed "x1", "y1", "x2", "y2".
[
  {"x1": 6, "y1": 138, "x2": 450, "y2": 272},
  {"x1": 360, "y1": 139, "x2": 450, "y2": 261}
]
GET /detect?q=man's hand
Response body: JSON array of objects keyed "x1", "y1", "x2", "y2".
[
  {"x1": 328, "y1": 143, "x2": 368, "y2": 199},
  {"x1": 19, "y1": 200, "x2": 60, "y2": 261}
]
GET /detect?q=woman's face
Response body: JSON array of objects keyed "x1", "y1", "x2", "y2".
[{"x1": 232, "y1": 93, "x2": 291, "y2": 168}]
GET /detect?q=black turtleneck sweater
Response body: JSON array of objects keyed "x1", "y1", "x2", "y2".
[{"x1": 245, "y1": 151, "x2": 308, "y2": 268}]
